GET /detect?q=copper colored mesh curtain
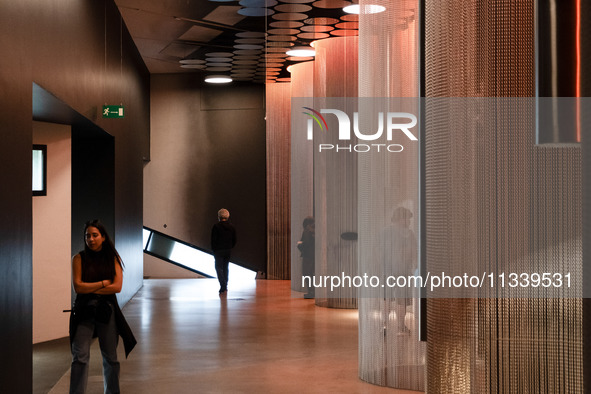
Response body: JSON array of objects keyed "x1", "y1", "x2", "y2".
[
  {"x1": 425, "y1": 1, "x2": 582, "y2": 393},
  {"x1": 585, "y1": 3, "x2": 591, "y2": 390},
  {"x1": 356, "y1": 0, "x2": 425, "y2": 390},
  {"x1": 266, "y1": 83, "x2": 291, "y2": 280},
  {"x1": 290, "y1": 61, "x2": 315, "y2": 291},
  {"x1": 313, "y1": 36, "x2": 359, "y2": 308}
]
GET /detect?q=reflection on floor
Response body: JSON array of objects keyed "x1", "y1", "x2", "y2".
[
  {"x1": 40, "y1": 278, "x2": 420, "y2": 393},
  {"x1": 34, "y1": 337, "x2": 71, "y2": 394}
]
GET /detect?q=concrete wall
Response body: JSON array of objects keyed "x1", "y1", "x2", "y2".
[{"x1": 145, "y1": 74, "x2": 266, "y2": 274}]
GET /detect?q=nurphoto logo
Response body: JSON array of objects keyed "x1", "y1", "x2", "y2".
[{"x1": 302, "y1": 107, "x2": 418, "y2": 153}]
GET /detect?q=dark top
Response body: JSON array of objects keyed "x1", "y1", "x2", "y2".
[
  {"x1": 211, "y1": 220, "x2": 237, "y2": 251},
  {"x1": 298, "y1": 229, "x2": 315, "y2": 261},
  {"x1": 69, "y1": 251, "x2": 137, "y2": 358}
]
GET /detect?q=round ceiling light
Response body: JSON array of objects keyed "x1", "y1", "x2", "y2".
[
  {"x1": 343, "y1": 4, "x2": 386, "y2": 14},
  {"x1": 204, "y1": 75, "x2": 233, "y2": 83},
  {"x1": 285, "y1": 46, "x2": 316, "y2": 57},
  {"x1": 179, "y1": 59, "x2": 206, "y2": 64}
]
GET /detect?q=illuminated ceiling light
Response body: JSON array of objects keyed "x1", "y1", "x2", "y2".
[
  {"x1": 204, "y1": 75, "x2": 233, "y2": 83},
  {"x1": 285, "y1": 46, "x2": 316, "y2": 57},
  {"x1": 343, "y1": 4, "x2": 386, "y2": 14}
]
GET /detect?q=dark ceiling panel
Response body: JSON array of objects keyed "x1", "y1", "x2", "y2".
[{"x1": 115, "y1": 0, "x2": 358, "y2": 82}]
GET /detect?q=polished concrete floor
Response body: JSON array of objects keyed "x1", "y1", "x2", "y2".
[{"x1": 37, "y1": 278, "x2": 420, "y2": 393}]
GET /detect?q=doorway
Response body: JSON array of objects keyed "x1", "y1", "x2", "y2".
[{"x1": 32, "y1": 83, "x2": 115, "y2": 393}]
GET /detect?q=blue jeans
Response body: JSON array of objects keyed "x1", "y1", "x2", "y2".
[{"x1": 70, "y1": 304, "x2": 120, "y2": 394}]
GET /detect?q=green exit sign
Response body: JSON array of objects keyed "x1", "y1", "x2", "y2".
[{"x1": 102, "y1": 105, "x2": 124, "y2": 118}]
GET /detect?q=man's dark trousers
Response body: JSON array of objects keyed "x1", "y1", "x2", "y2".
[{"x1": 214, "y1": 249, "x2": 231, "y2": 292}]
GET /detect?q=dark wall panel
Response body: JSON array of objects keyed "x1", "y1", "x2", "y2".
[
  {"x1": 71, "y1": 127, "x2": 115, "y2": 256},
  {"x1": 0, "y1": 4, "x2": 35, "y2": 392},
  {"x1": 0, "y1": 75, "x2": 34, "y2": 394},
  {"x1": 0, "y1": 1, "x2": 149, "y2": 392},
  {"x1": 146, "y1": 74, "x2": 266, "y2": 273}
]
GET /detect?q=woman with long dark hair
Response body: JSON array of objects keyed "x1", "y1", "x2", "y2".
[{"x1": 69, "y1": 220, "x2": 136, "y2": 394}]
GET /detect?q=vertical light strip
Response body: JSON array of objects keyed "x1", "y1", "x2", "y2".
[
  {"x1": 576, "y1": 0, "x2": 581, "y2": 142},
  {"x1": 549, "y1": 0, "x2": 560, "y2": 138}
]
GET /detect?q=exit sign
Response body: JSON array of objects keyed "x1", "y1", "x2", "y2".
[{"x1": 102, "y1": 105, "x2": 124, "y2": 118}]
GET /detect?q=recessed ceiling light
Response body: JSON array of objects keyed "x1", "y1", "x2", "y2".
[
  {"x1": 343, "y1": 4, "x2": 386, "y2": 14},
  {"x1": 179, "y1": 59, "x2": 206, "y2": 65},
  {"x1": 285, "y1": 46, "x2": 316, "y2": 57},
  {"x1": 204, "y1": 75, "x2": 233, "y2": 83},
  {"x1": 180, "y1": 64, "x2": 206, "y2": 69}
]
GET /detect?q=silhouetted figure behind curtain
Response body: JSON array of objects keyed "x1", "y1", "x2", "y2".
[
  {"x1": 385, "y1": 207, "x2": 417, "y2": 333},
  {"x1": 298, "y1": 216, "x2": 315, "y2": 299}
]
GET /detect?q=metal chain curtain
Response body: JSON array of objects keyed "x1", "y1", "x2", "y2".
[
  {"x1": 290, "y1": 62, "x2": 315, "y2": 291},
  {"x1": 312, "y1": 36, "x2": 359, "y2": 309},
  {"x1": 424, "y1": 1, "x2": 582, "y2": 393},
  {"x1": 266, "y1": 83, "x2": 292, "y2": 280},
  {"x1": 357, "y1": 0, "x2": 425, "y2": 390}
]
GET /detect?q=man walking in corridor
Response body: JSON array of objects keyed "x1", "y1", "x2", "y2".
[{"x1": 211, "y1": 208, "x2": 237, "y2": 294}]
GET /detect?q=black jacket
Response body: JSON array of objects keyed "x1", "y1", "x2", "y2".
[
  {"x1": 211, "y1": 220, "x2": 237, "y2": 251},
  {"x1": 69, "y1": 293, "x2": 137, "y2": 358}
]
